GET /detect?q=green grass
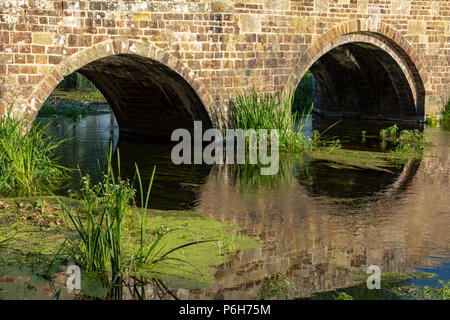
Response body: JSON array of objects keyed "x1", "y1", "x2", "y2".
[
  {"x1": 44, "y1": 147, "x2": 259, "y2": 299},
  {"x1": 0, "y1": 106, "x2": 69, "y2": 197},
  {"x1": 378, "y1": 125, "x2": 428, "y2": 165},
  {"x1": 228, "y1": 89, "x2": 313, "y2": 152},
  {"x1": 0, "y1": 196, "x2": 259, "y2": 298}
]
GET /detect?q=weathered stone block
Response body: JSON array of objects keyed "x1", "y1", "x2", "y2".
[
  {"x1": 295, "y1": 17, "x2": 316, "y2": 34},
  {"x1": 357, "y1": 0, "x2": 368, "y2": 14},
  {"x1": 33, "y1": 33, "x2": 54, "y2": 45},
  {"x1": 264, "y1": 0, "x2": 290, "y2": 11},
  {"x1": 239, "y1": 15, "x2": 261, "y2": 33},
  {"x1": 315, "y1": 0, "x2": 328, "y2": 13},
  {"x1": 391, "y1": 1, "x2": 410, "y2": 15},
  {"x1": 408, "y1": 20, "x2": 427, "y2": 35}
]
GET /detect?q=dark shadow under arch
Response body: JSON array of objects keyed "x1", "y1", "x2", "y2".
[
  {"x1": 309, "y1": 41, "x2": 423, "y2": 121},
  {"x1": 77, "y1": 54, "x2": 212, "y2": 141}
]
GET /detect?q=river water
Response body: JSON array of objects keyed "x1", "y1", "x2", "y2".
[{"x1": 36, "y1": 112, "x2": 450, "y2": 299}]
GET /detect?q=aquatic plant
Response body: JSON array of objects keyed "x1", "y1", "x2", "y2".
[
  {"x1": 379, "y1": 124, "x2": 399, "y2": 140},
  {"x1": 378, "y1": 125, "x2": 428, "y2": 165},
  {"x1": 394, "y1": 280, "x2": 450, "y2": 300},
  {"x1": 333, "y1": 292, "x2": 354, "y2": 300},
  {"x1": 53, "y1": 147, "x2": 215, "y2": 299},
  {"x1": 260, "y1": 273, "x2": 296, "y2": 300},
  {"x1": 0, "y1": 106, "x2": 69, "y2": 196},
  {"x1": 228, "y1": 89, "x2": 313, "y2": 152}
]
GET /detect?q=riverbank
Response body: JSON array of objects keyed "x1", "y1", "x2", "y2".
[{"x1": 37, "y1": 90, "x2": 110, "y2": 118}]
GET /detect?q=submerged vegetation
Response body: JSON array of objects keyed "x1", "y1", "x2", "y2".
[
  {"x1": 0, "y1": 108, "x2": 69, "y2": 197},
  {"x1": 379, "y1": 124, "x2": 428, "y2": 165},
  {"x1": 228, "y1": 89, "x2": 312, "y2": 152}
]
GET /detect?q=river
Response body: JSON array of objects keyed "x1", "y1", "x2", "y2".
[{"x1": 35, "y1": 112, "x2": 450, "y2": 299}]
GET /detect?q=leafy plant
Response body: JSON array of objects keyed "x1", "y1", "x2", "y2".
[
  {"x1": 260, "y1": 273, "x2": 296, "y2": 300},
  {"x1": 394, "y1": 280, "x2": 450, "y2": 300},
  {"x1": 0, "y1": 105, "x2": 69, "y2": 196},
  {"x1": 334, "y1": 292, "x2": 354, "y2": 300},
  {"x1": 53, "y1": 146, "x2": 213, "y2": 299},
  {"x1": 228, "y1": 89, "x2": 313, "y2": 152},
  {"x1": 379, "y1": 124, "x2": 399, "y2": 140}
]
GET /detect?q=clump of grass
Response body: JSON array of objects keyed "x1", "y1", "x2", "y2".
[
  {"x1": 0, "y1": 106, "x2": 69, "y2": 196},
  {"x1": 260, "y1": 273, "x2": 296, "y2": 300},
  {"x1": 379, "y1": 124, "x2": 399, "y2": 140},
  {"x1": 228, "y1": 89, "x2": 316, "y2": 152},
  {"x1": 426, "y1": 114, "x2": 439, "y2": 127},
  {"x1": 394, "y1": 280, "x2": 450, "y2": 300},
  {"x1": 54, "y1": 147, "x2": 214, "y2": 299},
  {"x1": 379, "y1": 125, "x2": 427, "y2": 165}
]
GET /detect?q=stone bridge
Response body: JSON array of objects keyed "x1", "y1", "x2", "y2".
[{"x1": 0, "y1": 0, "x2": 449, "y2": 139}]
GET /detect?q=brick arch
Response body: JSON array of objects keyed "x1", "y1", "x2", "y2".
[
  {"x1": 286, "y1": 20, "x2": 430, "y2": 120},
  {"x1": 26, "y1": 39, "x2": 215, "y2": 128}
]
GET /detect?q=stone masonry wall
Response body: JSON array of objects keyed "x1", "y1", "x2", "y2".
[{"x1": 0, "y1": 0, "x2": 449, "y2": 136}]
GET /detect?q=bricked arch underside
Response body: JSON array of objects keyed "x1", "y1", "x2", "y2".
[
  {"x1": 287, "y1": 22, "x2": 428, "y2": 122},
  {"x1": 78, "y1": 54, "x2": 212, "y2": 140},
  {"x1": 309, "y1": 41, "x2": 423, "y2": 121},
  {"x1": 27, "y1": 39, "x2": 214, "y2": 140}
]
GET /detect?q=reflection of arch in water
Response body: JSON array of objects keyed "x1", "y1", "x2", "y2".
[
  {"x1": 186, "y1": 150, "x2": 449, "y2": 299},
  {"x1": 111, "y1": 139, "x2": 213, "y2": 210}
]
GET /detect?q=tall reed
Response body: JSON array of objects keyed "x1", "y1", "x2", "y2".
[
  {"x1": 0, "y1": 106, "x2": 68, "y2": 196},
  {"x1": 54, "y1": 146, "x2": 212, "y2": 299},
  {"x1": 228, "y1": 89, "x2": 313, "y2": 152}
]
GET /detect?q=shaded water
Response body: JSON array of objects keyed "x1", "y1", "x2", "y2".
[{"x1": 34, "y1": 113, "x2": 450, "y2": 299}]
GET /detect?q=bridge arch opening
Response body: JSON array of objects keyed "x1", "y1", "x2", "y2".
[
  {"x1": 291, "y1": 30, "x2": 427, "y2": 123},
  {"x1": 32, "y1": 40, "x2": 214, "y2": 142},
  {"x1": 76, "y1": 54, "x2": 212, "y2": 140}
]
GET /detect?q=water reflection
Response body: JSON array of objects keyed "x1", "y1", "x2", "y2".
[{"x1": 35, "y1": 114, "x2": 450, "y2": 299}]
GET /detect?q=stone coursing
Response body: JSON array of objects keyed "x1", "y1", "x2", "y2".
[{"x1": 0, "y1": 0, "x2": 448, "y2": 135}]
